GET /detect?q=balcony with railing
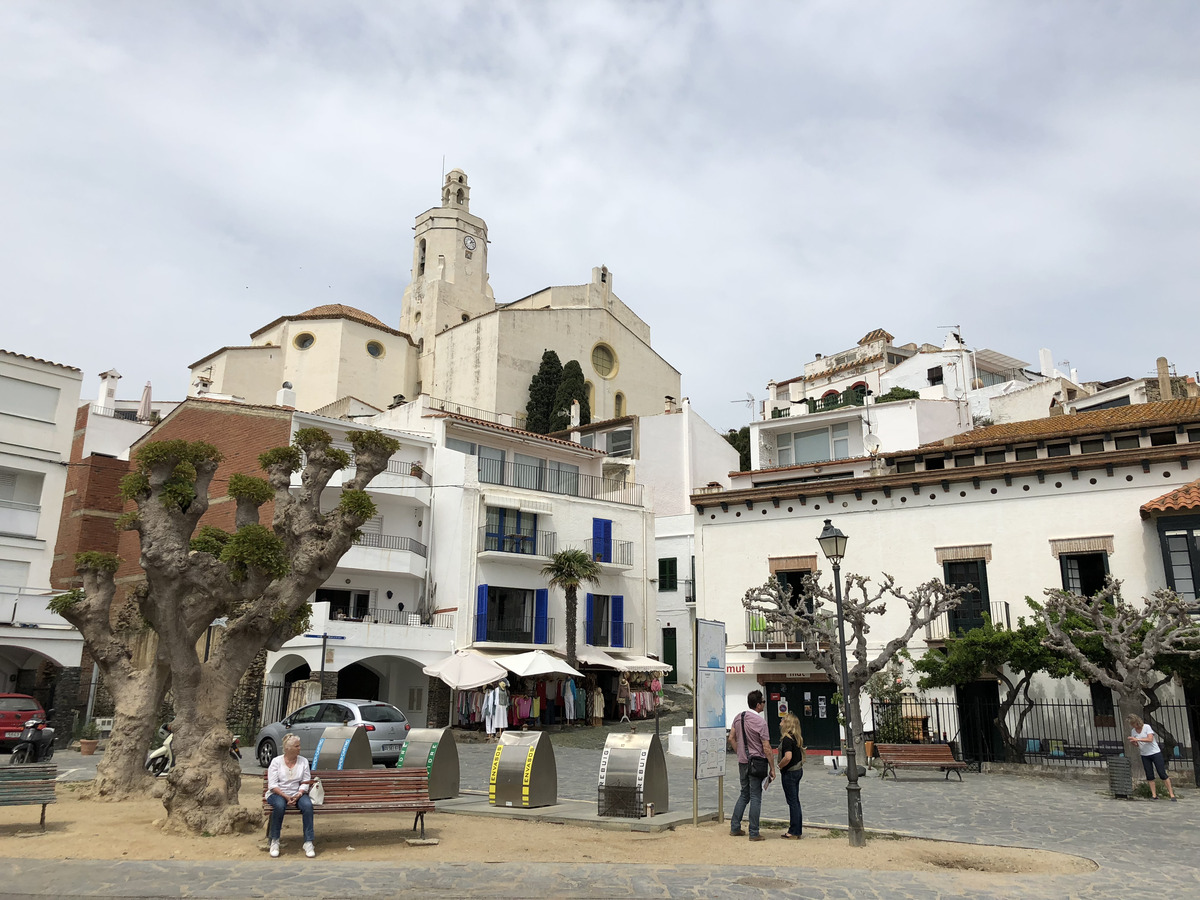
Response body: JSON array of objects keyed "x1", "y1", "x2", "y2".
[
  {"x1": 586, "y1": 620, "x2": 633, "y2": 650},
  {"x1": 744, "y1": 611, "x2": 830, "y2": 653},
  {"x1": 925, "y1": 600, "x2": 1011, "y2": 642},
  {"x1": 305, "y1": 601, "x2": 454, "y2": 653},
  {"x1": 0, "y1": 500, "x2": 40, "y2": 538},
  {"x1": 340, "y1": 532, "x2": 427, "y2": 577},
  {"x1": 584, "y1": 538, "x2": 634, "y2": 568},
  {"x1": 477, "y1": 526, "x2": 557, "y2": 558},
  {"x1": 478, "y1": 459, "x2": 643, "y2": 507},
  {"x1": 769, "y1": 387, "x2": 868, "y2": 420},
  {"x1": 472, "y1": 614, "x2": 555, "y2": 645}
]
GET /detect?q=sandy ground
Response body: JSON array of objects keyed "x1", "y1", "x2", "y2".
[{"x1": 0, "y1": 782, "x2": 1095, "y2": 877}]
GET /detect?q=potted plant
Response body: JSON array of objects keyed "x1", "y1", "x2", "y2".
[
  {"x1": 78, "y1": 719, "x2": 100, "y2": 756},
  {"x1": 409, "y1": 460, "x2": 424, "y2": 479}
]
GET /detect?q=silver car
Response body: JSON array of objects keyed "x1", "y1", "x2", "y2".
[{"x1": 254, "y1": 698, "x2": 410, "y2": 768}]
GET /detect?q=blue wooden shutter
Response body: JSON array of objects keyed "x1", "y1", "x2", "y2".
[
  {"x1": 475, "y1": 584, "x2": 489, "y2": 641},
  {"x1": 593, "y1": 518, "x2": 612, "y2": 563},
  {"x1": 534, "y1": 589, "x2": 548, "y2": 644},
  {"x1": 611, "y1": 594, "x2": 624, "y2": 648},
  {"x1": 585, "y1": 593, "x2": 595, "y2": 645}
]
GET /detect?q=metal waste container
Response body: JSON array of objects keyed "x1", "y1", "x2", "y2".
[
  {"x1": 489, "y1": 730, "x2": 557, "y2": 808},
  {"x1": 398, "y1": 727, "x2": 460, "y2": 800},
  {"x1": 312, "y1": 725, "x2": 373, "y2": 770},
  {"x1": 597, "y1": 732, "x2": 669, "y2": 818},
  {"x1": 1108, "y1": 755, "x2": 1133, "y2": 798}
]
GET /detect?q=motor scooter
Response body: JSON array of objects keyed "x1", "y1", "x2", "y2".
[
  {"x1": 8, "y1": 716, "x2": 55, "y2": 765},
  {"x1": 145, "y1": 724, "x2": 241, "y2": 776},
  {"x1": 145, "y1": 724, "x2": 174, "y2": 776}
]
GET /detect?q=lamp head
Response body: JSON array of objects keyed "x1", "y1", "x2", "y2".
[{"x1": 817, "y1": 518, "x2": 848, "y2": 564}]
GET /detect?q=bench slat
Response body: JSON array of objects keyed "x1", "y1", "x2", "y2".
[
  {"x1": 261, "y1": 769, "x2": 434, "y2": 837},
  {"x1": 876, "y1": 744, "x2": 966, "y2": 781}
]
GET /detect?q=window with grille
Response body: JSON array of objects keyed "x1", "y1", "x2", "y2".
[{"x1": 658, "y1": 558, "x2": 678, "y2": 592}]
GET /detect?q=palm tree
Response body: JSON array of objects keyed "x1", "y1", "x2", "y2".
[{"x1": 542, "y1": 548, "x2": 602, "y2": 669}]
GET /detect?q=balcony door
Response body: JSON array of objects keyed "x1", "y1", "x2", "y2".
[{"x1": 943, "y1": 560, "x2": 989, "y2": 634}]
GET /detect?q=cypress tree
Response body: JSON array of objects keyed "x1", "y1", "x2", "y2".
[
  {"x1": 550, "y1": 359, "x2": 591, "y2": 432},
  {"x1": 525, "y1": 350, "x2": 563, "y2": 434}
]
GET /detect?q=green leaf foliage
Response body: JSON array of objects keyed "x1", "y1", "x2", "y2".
[
  {"x1": 337, "y1": 489, "x2": 377, "y2": 523},
  {"x1": 541, "y1": 548, "x2": 603, "y2": 590},
  {"x1": 219, "y1": 524, "x2": 289, "y2": 582},
  {"x1": 912, "y1": 616, "x2": 1077, "y2": 691},
  {"x1": 292, "y1": 427, "x2": 333, "y2": 453},
  {"x1": 114, "y1": 511, "x2": 140, "y2": 531},
  {"x1": 120, "y1": 440, "x2": 223, "y2": 511},
  {"x1": 48, "y1": 588, "x2": 85, "y2": 615},
  {"x1": 875, "y1": 386, "x2": 921, "y2": 405},
  {"x1": 227, "y1": 474, "x2": 274, "y2": 504},
  {"x1": 347, "y1": 430, "x2": 401, "y2": 457},
  {"x1": 74, "y1": 551, "x2": 120, "y2": 574},
  {"x1": 258, "y1": 446, "x2": 302, "y2": 473},
  {"x1": 189, "y1": 525, "x2": 231, "y2": 556},
  {"x1": 723, "y1": 426, "x2": 751, "y2": 471},
  {"x1": 119, "y1": 471, "x2": 150, "y2": 501},
  {"x1": 525, "y1": 350, "x2": 563, "y2": 434},
  {"x1": 549, "y1": 359, "x2": 590, "y2": 431}
]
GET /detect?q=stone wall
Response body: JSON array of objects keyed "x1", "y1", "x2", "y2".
[{"x1": 427, "y1": 676, "x2": 450, "y2": 728}]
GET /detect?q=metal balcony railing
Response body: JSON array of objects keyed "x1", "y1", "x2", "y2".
[
  {"x1": 329, "y1": 606, "x2": 453, "y2": 628},
  {"x1": 478, "y1": 459, "x2": 643, "y2": 506},
  {"x1": 926, "y1": 600, "x2": 1011, "y2": 641},
  {"x1": 471, "y1": 614, "x2": 554, "y2": 645},
  {"x1": 585, "y1": 620, "x2": 633, "y2": 650},
  {"x1": 477, "y1": 527, "x2": 557, "y2": 557},
  {"x1": 352, "y1": 532, "x2": 428, "y2": 557},
  {"x1": 584, "y1": 538, "x2": 634, "y2": 566}
]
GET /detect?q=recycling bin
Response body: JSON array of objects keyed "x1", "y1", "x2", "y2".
[
  {"x1": 1108, "y1": 755, "x2": 1133, "y2": 798},
  {"x1": 398, "y1": 727, "x2": 460, "y2": 800},
  {"x1": 489, "y1": 730, "x2": 557, "y2": 808},
  {"x1": 597, "y1": 731, "x2": 669, "y2": 818},
  {"x1": 311, "y1": 725, "x2": 373, "y2": 770}
]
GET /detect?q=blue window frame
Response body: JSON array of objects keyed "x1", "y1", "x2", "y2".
[{"x1": 592, "y1": 518, "x2": 613, "y2": 563}]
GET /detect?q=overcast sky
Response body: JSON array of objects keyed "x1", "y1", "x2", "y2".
[{"x1": 3, "y1": 2, "x2": 1197, "y2": 433}]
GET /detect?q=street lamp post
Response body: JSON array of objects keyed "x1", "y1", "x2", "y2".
[{"x1": 817, "y1": 518, "x2": 866, "y2": 848}]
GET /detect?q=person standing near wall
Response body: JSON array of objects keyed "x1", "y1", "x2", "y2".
[{"x1": 728, "y1": 689, "x2": 775, "y2": 841}]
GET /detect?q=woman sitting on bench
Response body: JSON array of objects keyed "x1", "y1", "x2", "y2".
[{"x1": 265, "y1": 733, "x2": 317, "y2": 858}]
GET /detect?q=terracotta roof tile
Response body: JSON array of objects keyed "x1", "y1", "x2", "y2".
[
  {"x1": 1, "y1": 349, "x2": 82, "y2": 372},
  {"x1": 248, "y1": 305, "x2": 411, "y2": 339},
  {"x1": 912, "y1": 399, "x2": 1200, "y2": 453},
  {"x1": 429, "y1": 411, "x2": 605, "y2": 454},
  {"x1": 1141, "y1": 479, "x2": 1200, "y2": 518},
  {"x1": 858, "y1": 328, "x2": 894, "y2": 345}
]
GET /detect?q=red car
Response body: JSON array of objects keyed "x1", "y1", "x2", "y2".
[{"x1": 0, "y1": 694, "x2": 46, "y2": 750}]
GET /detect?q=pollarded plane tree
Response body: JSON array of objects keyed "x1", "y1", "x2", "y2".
[
  {"x1": 53, "y1": 428, "x2": 399, "y2": 834},
  {"x1": 742, "y1": 573, "x2": 966, "y2": 760},
  {"x1": 1034, "y1": 579, "x2": 1200, "y2": 746}
]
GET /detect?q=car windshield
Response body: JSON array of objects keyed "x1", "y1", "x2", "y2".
[
  {"x1": 0, "y1": 698, "x2": 40, "y2": 712},
  {"x1": 359, "y1": 704, "x2": 406, "y2": 723}
]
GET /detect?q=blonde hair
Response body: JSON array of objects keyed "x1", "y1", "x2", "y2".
[
  {"x1": 282, "y1": 732, "x2": 301, "y2": 751},
  {"x1": 780, "y1": 712, "x2": 805, "y2": 751},
  {"x1": 1127, "y1": 715, "x2": 1145, "y2": 732}
]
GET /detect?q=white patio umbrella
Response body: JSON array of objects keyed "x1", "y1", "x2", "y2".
[
  {"x1": 494, "y1": 649, "x2": 583, "y2": 679},
  {"x1": 136, "y1": 381, "x2": 153, "y2": 422},
  {"x1": 423, "y1": 649, "x2": 507, "y2": 690}
]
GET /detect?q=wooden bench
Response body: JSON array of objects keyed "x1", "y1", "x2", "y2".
[
  {"x1": 0, "y1": 763, "x2": 56, "y2": 831},
  {"x1": 262, "y1": 768, "x2": 435, "y2": 838},
  {"x1": 876, "y1": 743, "x2": 967, "y2": 781}
]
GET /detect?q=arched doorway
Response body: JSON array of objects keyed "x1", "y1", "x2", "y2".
[{"x1": 338, "y1": 663, "x2": 381, "y2": 701}]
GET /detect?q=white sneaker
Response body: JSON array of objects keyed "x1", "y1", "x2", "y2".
[
  {"x1": 269, "y1": 841, "x2": 280, "y2": 858},
  {"x1": 303, "y1": 841, "x2": 315, "y2": 858}
]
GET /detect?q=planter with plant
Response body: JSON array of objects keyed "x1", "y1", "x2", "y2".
[{"x1": 78, "y1": 719, "x2": 101, "y2": 755}]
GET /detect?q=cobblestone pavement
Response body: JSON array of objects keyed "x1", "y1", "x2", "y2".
[{"x1": 8, "y1": 739, "x2": 1198, "y2": 898}]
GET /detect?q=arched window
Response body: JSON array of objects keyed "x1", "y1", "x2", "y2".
[
  {"x1": 418, "y1": 239, "x2": 426, "y2": 277},
  {"x1": 614, "y1": 392, "x2": 625, "y2": 417},
  {"x1": 456, "y1": 188, "x2": 464, "y2": 205}
]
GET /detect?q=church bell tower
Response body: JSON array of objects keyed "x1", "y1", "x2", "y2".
[{"x1": 399, "y1": 169, "x2": 495, "y2": 368}]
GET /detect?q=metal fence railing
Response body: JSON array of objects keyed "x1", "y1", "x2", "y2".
[
  {"x1": 477, "y1": 526, "x2": 558, "y2": 557},
  {"x1": 584, "y1": 538, "x2": 634, "y2": 566},
  {"x1": 478, "y1": 459, "x2": 644, "y2": 506},
  {"x1": 585, "y1": 620, "x2": 634, "y2": 650},
  {"x1": 352, "y1": 532, "x2": 428, "y2": 557},
  {"x1": 471, "y1": 614, "x2": 555, "y2": 645}
]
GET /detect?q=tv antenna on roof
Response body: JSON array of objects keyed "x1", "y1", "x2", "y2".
[{"x1": 729, "y1": 392, "x2": 756, "y2": 409}]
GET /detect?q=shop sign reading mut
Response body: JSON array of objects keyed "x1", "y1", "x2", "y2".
[{"x1": 726, "y1": 664, "x2": 747, "y2": 674}]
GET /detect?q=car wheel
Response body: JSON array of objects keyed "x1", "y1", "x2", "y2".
[
  {"x1": 257, "y1": 738, "x2": 277, "y2": 768},
  {"x1": 8, "y1": 746, "x2": 30, "y2": 765}
]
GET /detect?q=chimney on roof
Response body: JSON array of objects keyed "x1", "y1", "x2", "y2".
[
  {"x1": 664, "y1": 395, "x2": 676, "y2": 414},
  {"x1": 1157, "y1": 357, "x2": 1172, "y2": 401},
  {"x1": 96, "y1": 369, "x2": 121, "y2": 412},
  {"x1": 276, "y1": 382, "x2": 297, "y2": 408},
  {"x1": 388, "y1": 394, "x2": 406, "y2": 409},
  {"x1": 1038, "y1": 348, "x2": 1055, "y2": 378}
]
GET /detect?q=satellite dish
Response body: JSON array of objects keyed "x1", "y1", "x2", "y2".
[{"x1": 864, "y1": 434, "x2": 882, "y2": 456}]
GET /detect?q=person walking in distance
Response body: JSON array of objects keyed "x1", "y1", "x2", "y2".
[
  {"x1": 728, "y1": 689, "x2": 775, "y2": 841},
  {"x1": 777, "y1": 712, "x2": 806, "y2": 839}
]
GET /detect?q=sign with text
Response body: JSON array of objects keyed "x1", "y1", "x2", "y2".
[{"x1": 694, "y1": 619, "x2": 727, "y2": 780}]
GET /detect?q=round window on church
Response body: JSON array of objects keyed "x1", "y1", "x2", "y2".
[
  {"x1": 293, "y1": 332, "x2": 316, "y2": 350},
  {"x1": 592, "y1": 343, "x2": 617, "y2": 379},
  {"x1": 366, "y1": 341, "x2": 386, "y2": 359}
]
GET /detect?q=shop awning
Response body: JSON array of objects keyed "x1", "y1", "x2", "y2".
[
  {"x1": 575, "y1": 647, "x2": 622, "y2": 668},
  {"x1": 611, "y1": 654, "x2": 672, "y2": 674}
]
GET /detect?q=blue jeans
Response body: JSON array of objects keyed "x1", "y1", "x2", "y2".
[
  {"x1": 730, "y1": 762, "x2": 765, "y2": 837},
  {"x1": 780, "y1": 768, "x2": 804, "y2": 836},
  {"x1": 267, "y1": 792, "x2": 314, "y2": 843}
]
